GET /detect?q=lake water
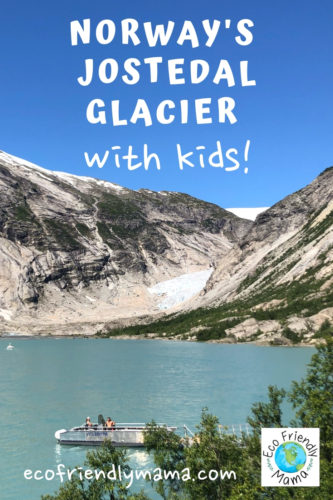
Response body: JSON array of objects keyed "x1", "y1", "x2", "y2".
[{"x1": 0, "y1": 338, "x2": 314, "y2": 499}]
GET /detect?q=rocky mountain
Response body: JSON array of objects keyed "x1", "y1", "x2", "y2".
[
  {"x1": 192, "y1": 167, "x2": 333, "y2": 344},
  {"x1": 0, "y1": 150, "x2": 250, "y2": 335},
  {"x1": 201, "y1": 166, "x2": 333, "y2": 304},
  {"x1": 100, "y1": 167, "x2": 333, "y2": 345},
  {"x1": 1, "y1": 149, "x2": 331, "y2": 343}
]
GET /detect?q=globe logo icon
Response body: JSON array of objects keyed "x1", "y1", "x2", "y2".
[{"x1": 275, "y1": 442, "x2": 307, "y2": 473}]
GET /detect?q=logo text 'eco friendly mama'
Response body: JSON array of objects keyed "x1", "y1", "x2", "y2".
[{"x1": 261, "y1": 428, "x2": 320, "y2": 487}]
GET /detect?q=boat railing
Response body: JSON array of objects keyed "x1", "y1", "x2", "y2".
[
  {"x1": 183, "y1": 424, "x2": 195, "y2": 437},
  {"x1": 182, "y1": 423, "x2": 251, "y2": 439},
  {"x1": 72, "y1": 423, "x2": 175, "y2": 431},
  {"x1": 218, "y1": 423, "x2": 251, "y2": 437},
  {"x1": 70, "y1": 423, "x2": 249, "y2": 436},
  {"x1": 111, "y1": 423, "x2": 171, "y2": 427}
]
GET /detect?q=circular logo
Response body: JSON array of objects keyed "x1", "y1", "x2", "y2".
[{"x1": 275, "y1": 441, "x2": 307, "y2": 473}]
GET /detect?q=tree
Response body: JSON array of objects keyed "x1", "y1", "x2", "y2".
[
  {"x1": 41, "y1": 441, "x2": 151, "y2": 500},
  {"x1": 145, "y1": 410, "x2": 247, "y2": 500},
  {"x1": 144, "y1": 421, "x2": 186, "y2": 499},
  {"x1": 288, "y1": 339, "x2": 333, "y2": 462},
  {"x1": 232, "y1": 340, "x2": 333, "y2": 499},
  {"x1": 247, "y1": 385, "x2": 286, "y2": 435},
  {"x1": 183, "y1": 409, "x2": 244, "y2": 500}
]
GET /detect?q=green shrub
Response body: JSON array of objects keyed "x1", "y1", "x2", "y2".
[
  {"x1": 76, "y1": 222, "x2": 91, "y2": 238},
  {"x1": 44, "y1": 219, "x2": 82, "y2": 250},
  {"x1": 282, "y1": 327, "x2": 303, "y2": 344}
]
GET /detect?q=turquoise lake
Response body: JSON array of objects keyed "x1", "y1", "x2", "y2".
[{"x1": 0, "y1": 338, "x2": 314, "y2": 499}]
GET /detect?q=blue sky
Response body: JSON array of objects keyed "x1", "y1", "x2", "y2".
[{"x1": 0, "y1": 0, "x2": 332, "y2": 207}]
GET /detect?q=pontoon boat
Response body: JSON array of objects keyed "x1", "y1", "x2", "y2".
[{"x1": 55, "y1": 415, "x2": 177, "y2": 447}]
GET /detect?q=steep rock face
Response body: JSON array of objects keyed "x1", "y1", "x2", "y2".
[
  {"x1": 239, "y1": 167, "x2": 333, "y2": 247},
  {"x1": 200, "y1": 167, "x2": 333, "y2": 306},
  {"x1": 0, "y1": 150, "x2": 250, "y2": 333}
]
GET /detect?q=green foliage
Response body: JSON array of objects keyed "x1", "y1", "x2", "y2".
[
  {"x1": 97, "y1": 194, "x2": 138, "y2": 219},
  {"x1": 237, "y1": 265, "x2": 266, "y2": 292},
  {"x1": 313, "y1": 319, "x2": 333, "y2": 340},
  {"x1": 97, "y1": 194, "x2": 148, "y2": 242},
  {"x1": 247, "y1": 329, "x2": 264, "y2": 342},
  {"x1": 97, "y1": 221, "x2": 113, "y2": 243},
  {"x1": 112, "y1": 223, "x2": 141, "y2": 239},
  {"x1": 184, "y1": 410, "x2": 244, "y2": 500},
  {"x1": 144, "y1": 410, "x2": 244, "y2": 500},
  {"x1": 44, "y1": 219, "x2": 82, "y2": 250},
  {"x1": 282, "y1": 327, "x2": 303, "y2": 344},
  {"x1": 196, "y1": 319, "x2": 239, "y2": 341},
  {"x1": 302, "y1": 206, "x2": 333, "y2": 244},
  {"x1": 288, "y1": 339, "x2": 333, "y2": 462},
  {"x1": 41, "y1": 475, "x2": 86, "y2": 500},
  {"x1": 241, "y1": 342, "x2": 333, "y2": 498},
  {"x1": 247, "y1": 386, "x2": 286, "y2": 435},
  {"x1": 76, "y1": 222, "x2": 92, "y2": 238},
  {"x1": 144, "y1": 422, "x2": 186, "y2": 499},
  {"x1": 14, "y1": 204, "x2": 33, "y2": 221},
  {"x1": 41, "y1": 441, "x2": 151, "y2": 500}
]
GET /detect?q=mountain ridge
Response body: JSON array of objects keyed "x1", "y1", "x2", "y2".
[
  {"x1": 0, "y1": 149, "x2": 250, "y2": 335},
  {"x1": 0, "y1": 149, "x2": 332, "y2": 343}
]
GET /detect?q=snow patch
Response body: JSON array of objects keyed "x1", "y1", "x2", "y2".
[
  {"x1": 0, "y1": 151, "x2": 51, "y2": 174},
  {"x1": 226, "y1": 207, "x2": 269, "y2": 221},
  {"x1": 85, "y1": 295, "x2": 96, "y2": 303},
  {"x1": 53, "y1": 171, "x2": 124, "y2": 191},
  {"x1": 0, "y1": 309, "x2": 13, "y2": 321},
  {"x1": 0, "y1": 150, "x2": 124, "y2": 192},
  {"x1": 148, "y1": 269, "x2": 213, "y2": 310}
]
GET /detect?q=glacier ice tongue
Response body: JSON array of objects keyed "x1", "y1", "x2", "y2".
[{"x1": 148, "y1": 269, "x2": 213, "y2": 310}]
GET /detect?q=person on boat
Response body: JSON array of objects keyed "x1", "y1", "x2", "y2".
[
  {"x1": 106, "y1": 417, "x2": 115, "y2": 428},
  {"x1": 85, "y1": 417, "x2": 92, "y2": 427}
]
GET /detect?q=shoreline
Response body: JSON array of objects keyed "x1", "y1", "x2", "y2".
[{"x1": 0, "y1": 333, "x2": 320, "y2": 347}]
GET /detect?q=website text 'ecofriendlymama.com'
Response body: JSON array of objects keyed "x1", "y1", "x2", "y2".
[{"x1": 24, "y1": 464, "x2": 236, "y2": 489}]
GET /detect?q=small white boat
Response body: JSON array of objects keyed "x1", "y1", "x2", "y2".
[
  {"x1": 55, "y1": 415, "x2": 177, "y2": 447},
  {"x1": 6, "y1": 343, "x2": 14, "y2": 350}
]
